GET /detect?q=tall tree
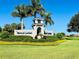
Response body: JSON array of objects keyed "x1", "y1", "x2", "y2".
[
  {"x1": 12, "y1": 4, "x2": 31, "y2": 30},
  {"x1": 31, "y1": 0, "x2": 54, "y2": 25},
  {"x1": 31, "y1": 0, "x2": 45, "y2": 18},
  {"x1": 12, "y1": 0, "x2": 54, "y2": 30},
  {"x1": 44, "y1": 13, "x2": 54, "y2": 25},
  {"x1": 67, "y1": 13, "x2": 79, "y2": 32}
]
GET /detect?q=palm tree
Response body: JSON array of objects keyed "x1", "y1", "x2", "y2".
[
  {"x1": 12, "y1": 0, "x2": 54, "y2": 30},
  {"x1": 0, "y1": 26, "x2": 2, "y2": 32},
  {"x1": 31, "y1": 0, "x2": 45, "y2": 18},
  {"x1": 31, "y1": 0, "x2": 54, "y2": 25},
  {"x1": 44, "y1": 13, "x2": 54, "y2": 25},
  {"x1": 12, "y1": 4, "x2": 30, "y2": 30}
]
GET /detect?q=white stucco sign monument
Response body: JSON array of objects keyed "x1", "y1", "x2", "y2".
[{"x1": 14, "y1": 18, "x2": 54, "y2": 39}]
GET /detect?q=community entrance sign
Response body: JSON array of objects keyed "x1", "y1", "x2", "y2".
[
  {"x1": 14, "y1": 30, "x2": 33, "y2": 35},
  {"x1": 14, "y1": 18, "x2": 54, "y2": 39}
]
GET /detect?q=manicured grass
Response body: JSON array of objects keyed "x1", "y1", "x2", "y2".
[
  {"x1": 0, "y1": 40, "x2": 79, "y2": 59},
  {"x1": 65, "y1": 37, "x2": 79, "y2": 40}
]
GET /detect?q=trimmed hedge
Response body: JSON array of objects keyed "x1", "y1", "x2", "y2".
[
  {"x1": 0, "y1": 35, "x2": 59, "y2": 42},
  {"x1": 0, "y1": 40, "x2": 65, "y2": 46},
  {"x1": 0, "y1": 35, "x2": 33, "y2": 42},
  {"x1": 0, "y1": 31, "x2": 9, "y2": 39},
  {"x1": 0, "y1": 31, "x2": 62, "y2": 42}
]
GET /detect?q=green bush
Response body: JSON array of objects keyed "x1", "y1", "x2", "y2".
[
  {"x1": 32, "y1": 36, "x2": 58, "y2": 42},
  {"x1": 56, "y1": 33, "x2": 64, "y2": 39},
  {"x1": 8, "y1": 35, "x2": 58, "y2": 42},
  {"x1": 46, "y1": 36, "x2": 58, "y2": 41},
  {"x1": 0, "y1": 34, "x2": 59, "y2": 42},
  {"x1": 7, "y1": 35, "x2": 33, "y2": 42},
  {"x1": 0, "y1": 31, "x2": 10, "y2": 39}
]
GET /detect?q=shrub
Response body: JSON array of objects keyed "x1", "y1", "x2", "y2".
[
  {"x1": 61, "y1": 32, "x2": 65, "y2": 36},
  {"x1": 0, "y1": 31, "x2": 10, "y2": 39},
  {"x1": 7, "y1": 35, "x2": 57, "y2": 42},
  {"x1": 33, "y1": 36, "x2": 58, "y2": 42},
  {"x1": 0, "y1": 34, "x2": 59, "y2": 42},
  {"x1": 7, "y1": 35, "x2": 32, "y2": 42},
  {"x1": 56, "y1": 33, "x2": 64, "y2": 39},
  {"x1": 46, "y1": 36, "x2": 58, "y2": 42}
]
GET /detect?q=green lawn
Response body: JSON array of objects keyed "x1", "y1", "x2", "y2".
[{"x1": 0, "y1": 40, "x2": 79, "y2": 59}]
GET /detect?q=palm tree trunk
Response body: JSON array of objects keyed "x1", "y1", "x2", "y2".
[
  {"x1": 34, "y1": 11, "x2": 37, "y2": 18},
  {"x1": 20, "y1": 18, "x2": 24, "y2": 30}
]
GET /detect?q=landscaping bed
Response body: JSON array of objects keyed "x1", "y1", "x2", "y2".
[{"x1": 0, "y1": 40, "x2": 65, "y2": 46}]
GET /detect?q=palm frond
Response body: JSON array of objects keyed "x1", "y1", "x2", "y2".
[
  {"x1": 44, "y1": 12, "x2": 54, "y2": 25},
  {"x1": 31, "y1": 0, "x2": 36, "y2": 7},
  {"x1": 39, "y1": 10, "x2": 45, "y2": 17},
  {"x1": 12, "y1": 12, "x2": 20, "y2": 17},
  {"x1": 36, "y1": 0, "x2": 40, "y2": 4}
]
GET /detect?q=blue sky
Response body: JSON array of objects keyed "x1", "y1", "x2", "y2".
[{"x1": 0, "y1": 0, "x2": 79, "y2": 34}]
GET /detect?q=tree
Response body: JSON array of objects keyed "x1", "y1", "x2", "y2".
[
  {"x1": 31, "y1": 0, "x2": 45, "y2": 18},
  {"x1": 3, "y1": 23, "x2": 25, "y2": 34},
  {"x1": 12, "y1": 0, "x2": 54, "y2": 30},
  {"x1": 44, "y1": 13, "x2": 54, "y2": 25},
  {"x1": 12, "y1": 4, "x2": 31, "y2": 30},
  {"x1": 3, "y1": 23, "x2": 18, "y2": 34},
  {"x1": 17, "y1": 23, "x2": 25, "y2": 30},
  {"x1": 3, "y1": 24, "x2": 12, "y2": 33},
  {"x1": 67, "y1": 13, "x2": 79, "y2": 33},
  {"x1": 10, "y1": 23, "x2": 17, "y2": 33},
  {"x1": 31, "y1": 0, "x2": 54, "y2": 25}
]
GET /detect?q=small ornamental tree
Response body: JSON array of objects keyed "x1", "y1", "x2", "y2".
[
  {"x1": 3, "y1": 24, "x2": 12, "y2": 33},
  {"x1": 12, "y1": 5, "x2": 32, "y2": 30},
  {"x1": 3, "y1": 23, "x2": 25, "y2": 34}
]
